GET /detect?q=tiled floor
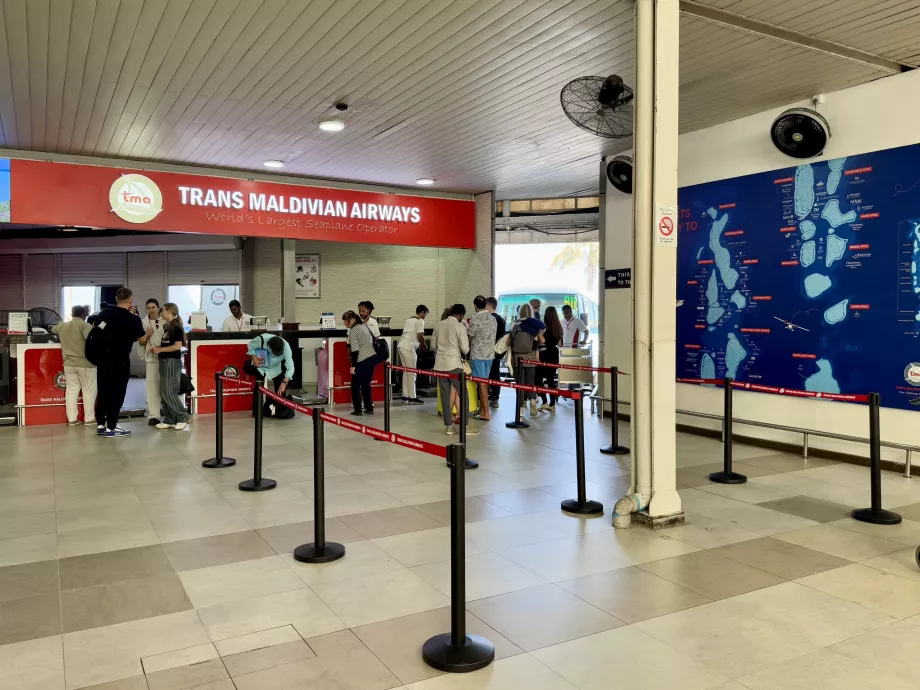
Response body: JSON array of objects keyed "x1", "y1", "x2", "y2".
[{"x1": 2, "y1": 395, "x2": 920, "y2": 689}]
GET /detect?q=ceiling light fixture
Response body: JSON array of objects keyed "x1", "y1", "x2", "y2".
[
  {"x1": 262, "y1": 160, "x2": 284, "y2": 169},
  {"x1": 319, "y1": 118, "x2": 345, "y2": 132},
  {"x1": 416, "y1": 178, "x2": 435, "y2": 185}
]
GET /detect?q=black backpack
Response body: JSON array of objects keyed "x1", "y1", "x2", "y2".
[
  {"x1": 263, "y1": 395, "x2": 296, "y2": 419},
  {"x1": 84, "y1": 322, "x2": 113, "y2": 366},
  {"x1": 510, "y1": 324, "x2": 535, "y2": 355}
]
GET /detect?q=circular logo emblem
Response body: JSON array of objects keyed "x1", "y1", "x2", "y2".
[
  {"x1": 54, "y1": 371, "x2": 66, "y2": 391},
  {"x1": 221, "y1": 365, "x2": 239, "y2": 378},
  {"x1": 109, "y1": 173, "x2": 163, "y2": 224},
  {"x1": 904, "y1": 363, "x2": 920, "y2": 386},
  {"x1": 210, "y1": 288, "x2": 227, "y2": 306}
]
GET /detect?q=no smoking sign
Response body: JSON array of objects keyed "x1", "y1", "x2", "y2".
[{"x1": 655, "y1": 203, "x2": 677, "y2": 247}]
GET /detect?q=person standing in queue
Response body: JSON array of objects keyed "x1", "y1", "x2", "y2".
[
  {"x1": 150, "y1": 303, "x2": 191, "y2": 431},
  {"x1": 222, "y1": 300, "x2": 252, "y2": 333},
  {"x1": 485, "y1": 297, "x2": 506, "y2": 409},
  {"x1": 344, "y1": 310, "x2": 376, "y2": 415},
  {"x1": 467, "y1": 295, "x2": 497, "y2": 421},
  {"x1": 247, "y1": 333, "x2": 295, "y2": 417},
  {"x1": 529, "y1": 298, "x2": 542, "y2": 321},
  {"x1": 95, "y1": 288, "x2": 153, "y2": 438},
  {"x1": 536, "y1": 306, "x2": 563, "y2": 413},
  {"x1": 358, "y1": 300, "x2": 380, "y2": 337},
  {"x1": 138, "y1": 298, "x2": 164, "y2": 425},
  {"x1": 398, "y1": 305, "x2": 428, "y2": 404},
  {"x1": 510, "y1": 303, "x2": 545, "y2": 417},
  {"x1": 52, "y1": 306, "x2": 96, "y2": 426},
  {"x1": 432, "y1": 304, "x2": 479, "y2": 436}
]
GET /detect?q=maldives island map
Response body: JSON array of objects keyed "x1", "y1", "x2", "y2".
[{"x1": 676, "y1": 142, "x2": 920, "y2": 411}]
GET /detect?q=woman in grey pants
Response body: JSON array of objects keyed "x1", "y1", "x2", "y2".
[{"x1": 151, "y1": 303, "x2": 191, "y2": 430}]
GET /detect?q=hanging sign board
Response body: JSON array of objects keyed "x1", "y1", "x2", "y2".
[{"x1": 655, "y1": 203, "x2": 677, "y2": 247}]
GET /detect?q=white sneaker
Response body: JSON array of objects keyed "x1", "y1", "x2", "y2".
[
  {"x1": 547, "y1": 405, "x2": 556, "y2": 414},
  {"x1": 465, "y1": 425, "x2": 481, "y2": 436},
  {"x1": 537, "y1": 404, "x2": 550, "y2": 412},
  {"x1": 84, "y1": 420, "x2": 97, "y2": 426},
  {"x1": 156, "y1": 423, "x2": 174, "y2": 430},
  {"x1": 174, "y1": 422, "x2": 189, "y2": 431},
  {"x1": 446, "y1": 425, "x2": 458, "y2": 435},
  {"x1": 68, "y1": 420, "x2": 79, "y2": 426},
  {"x1": 529, "y1": 400, "x2": 538, "y2": 416}
]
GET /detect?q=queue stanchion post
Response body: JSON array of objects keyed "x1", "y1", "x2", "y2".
[
  {"x1": 505, "y1": 362, "x2": 529, "y2": 429},
  {"x1": 202, "y1": 372, "x2": 236, "y2": 469},
  {"x1": 709, "y1": 377, "x2": 746, "y2": 484},
  {"x1": 600, "y1": 366, "x2": 629, "y2": 455},
  {"x1": 561, "y1": 392, "x2": 604, "y2": 515},
  {"x1": 423, "y1": 443, "x2": 494, "y2": 673},
  {"x1": 295, "y1": 409, "x2": 346, "y2": 562},
  {"x1": 455, "y1": 370, "x2": 479, "y2": 470},
  {"x1": 376, "y1": 362, "x2": 391, "y2": 442},
  {"x1": 852, "y1": 392, "x2": 902, "y2": 525},
  {"x1": 239, "y1": 385, "x2": 277, "y2": 492}
]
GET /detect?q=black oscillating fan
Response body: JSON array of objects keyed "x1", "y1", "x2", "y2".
[
  {"x1": 606, "y1": 155, "x2": 633, "y2": 194},
  {"x1": 560, "y1": 75, "x2": 634, "y2": 138},
  {"x1": 771, "y1": 108, "x2": 831, "y2": 159}
]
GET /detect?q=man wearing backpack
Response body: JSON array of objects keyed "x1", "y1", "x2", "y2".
[
  {"x1": 88, "y1": 288, "x2": 153, "y2": 438},
  {"x1": 510, "y1": 304, "x2": 545, "y2": 417}
]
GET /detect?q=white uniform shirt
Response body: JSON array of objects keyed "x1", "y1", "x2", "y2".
[
  {"x1": 563, "y1": 316, "x2": 588, "y2": 347},
  {"x1": 399, "y1": 316, "x2": 425, "y2": 350},
  {"x1": 222, "y1": 313, "x2": 252, "y2": 333},
  {"x1": 138, "y1": 316, "x2": 165, "y2": 363},
  {"x1": 364, "y1": 316, "x2": 381, "y2": 337},
  {"x1": 431, "y1": 317, "x2": 470, "y2": 371}
]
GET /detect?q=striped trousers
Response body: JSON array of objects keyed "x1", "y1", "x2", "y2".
[{"x1": 159, "y1": 358, "x2": 190, "y2": 425}]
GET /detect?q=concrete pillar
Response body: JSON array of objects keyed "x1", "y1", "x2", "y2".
[
  {"x1": 281, "y1": 239, "x2": 296, "y2": 323},
  {"x1": 631, "y1": 0, "x2": 683, "y2": 526}
]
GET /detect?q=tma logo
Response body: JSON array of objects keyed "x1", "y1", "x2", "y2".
[
  {"x1": 109, "y1": 174, "x2": 163, "y2": 224},
  {"x1": 54, "y1": 371, "x2": 66, "y2": 391},
  {"x1": 904, "y1": 363, "x2": 920, "y2": 386}
]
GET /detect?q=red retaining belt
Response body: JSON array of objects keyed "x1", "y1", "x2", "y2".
[
  {"x1": 520, "y1": 360, "x2": 629, "y2": 375},
  {"x1": 466, "y1": 375, "x2": 581, "y2": 400},
  {"x1": 389, "y1": 364, "x2": 458, "y2": 380},
  {"x1": 676, "y1": 377, "x2": 869, "y2": 403}
]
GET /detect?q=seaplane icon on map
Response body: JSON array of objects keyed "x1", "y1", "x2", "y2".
[{"x1": 773, "y1": 316, "x2": 810, "y2": 332}]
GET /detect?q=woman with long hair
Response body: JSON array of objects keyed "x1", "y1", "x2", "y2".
[
  {"x1": 509, "y1": 303, "x2": 545, "y2": 416},
  {"x1": 150, "y1": 302, "x2": 191, "y2": 430},
  {"x1": 536, "y1": 306, "x2": 563, "y2": 412},
  {"x1": 344, "y1": 309, "x2": 376, "y2": 415}
]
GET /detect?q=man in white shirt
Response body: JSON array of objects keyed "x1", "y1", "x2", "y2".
[
  {"x1": 358, "y1": 300, "x2": 380, "y2": 337},
  {"x1": 52, "y1": 306, "x2": 96, "y2": 426},
  {"x1": 431, "y1": 304, "x2": 478, "y2": 436},
  {"x1": 222, "y1": 300, "x2": 252, "y2": 333},
  {"x1": 398, "y1": 305, "x2": 428, "y2": 404},
  {"x1": 137, "y1": 298, "x2": 165, "y2": 425},
  {"x1": 561, "y1": 304, "x2": 589, "y2": 347}
]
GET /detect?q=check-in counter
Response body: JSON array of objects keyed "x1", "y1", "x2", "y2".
[{"x1": 15, "y1": 343, "x2": 69, "y2": 425}]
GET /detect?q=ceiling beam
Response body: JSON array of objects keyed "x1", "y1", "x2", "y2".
[{"x1": 679, "y1": 0, "x2": 912, "y2": 74}]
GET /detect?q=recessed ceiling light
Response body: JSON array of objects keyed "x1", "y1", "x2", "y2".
[
  {"x1": 319, "y1": 118, "x2": 345, "y2": 132},
  {"x1": 416, "y1": 178, "x2": 435, "y2": 185},
  {"x1": 262, "y1": 160, "x2": 284, "y2": 169}
]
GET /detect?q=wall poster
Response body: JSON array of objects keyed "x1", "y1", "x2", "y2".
[{"x1": 295, "y1": 254, "x2": 320, "y2": 298}]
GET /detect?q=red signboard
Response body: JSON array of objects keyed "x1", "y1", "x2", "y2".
[
  {"x1": 9, "y1": 159, "x2": 476, "y2": 249},
  {"x1": 193, "y1": 343, "x2": 255, "y2": 414},
  {"x1": 22, "y1": 347, "x2": 69, "y2": 425}
]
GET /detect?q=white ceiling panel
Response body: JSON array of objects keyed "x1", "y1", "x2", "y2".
[{"x1": 0, "y1": 0, "x2": 908, "y2": 200}]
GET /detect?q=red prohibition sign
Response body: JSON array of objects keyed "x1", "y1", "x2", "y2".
[{"x1": 659, "y1": 216, "x2": 674, "y2": 236}]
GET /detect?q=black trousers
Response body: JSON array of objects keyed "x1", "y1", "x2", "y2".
[
  {"x1": 253, "y1": 371, "x2": 285, "y2": 416},
  {"x1": 97, "y1": 359, "x2": 130, "y2": 430},
  {"x1": 536, "y1": 366, "x2": 558, "y2": 405},
  {"x1": 351, "y1": 358, "x2": 375, "y2": 412},
  {"x1": 488, "y1": 357, "x2": 502, "y2": 401}
]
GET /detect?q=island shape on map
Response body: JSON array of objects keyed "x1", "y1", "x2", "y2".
[
  {"x1": 801, "y1": 240, "x2": 816, "y2": 268},
  {"x1": 794, "y1": 165, "x2": 815, "y2": 219},
  {"x1": 824, "y1": 299, "x2": 849, "y2": 325},
  {"x1": 800, "y1": 220, "x2": 816, "y2": 240},
  {"x1": 725, "y1": 333, "x2": 747, "y2": 380},
  {"x1": 707, "y1": 208, "x2": 739, "y2": 290},
  {"x1": 826, "y1": 234, "x2": 847, "y2": 267},
  {"x1": 805, "y1": 358, "x2": 841, "y2": 394},
  {"x1": 826, "y1": 157, "x2": 846, "y2": 195},
  {"x1": 821, "y1": 199, "x2": 857, "y2": 228},
  {"x1": 804, "y1": 273, "x2": 832, "y2": 298}
]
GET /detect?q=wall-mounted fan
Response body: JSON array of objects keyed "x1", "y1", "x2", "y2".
[
  {"x1": 770, "y1": 107, "x2": 831, "y2": 159},
  {"x1": 606, "y1": 155, "x2": 633, "y2": 194},
  {"x1": 561, "y1": 75, "x2": 633, "y2": 138}
]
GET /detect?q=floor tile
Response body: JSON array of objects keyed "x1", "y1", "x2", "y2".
[
  {"x1": 896, "y1": 501, "x2": 920, "y2": 522},
  {"x1": 404, "y1": 654, "x2": 577, "y2": 689},
  {"x1": 676, "y1": 462, "x2": 780, "y2": 488},
  {"x1": 476, "y1": 488, "x2": 573, "y2": 516},
  {"x1": 862, "y1": 547, "x2": 920, "y2": 583},
  {"x1": 59, "y1": 545, "x2": 174, "y2": 590},
  {"x1": 256, "y1": 518, "x2": 365, "y2": 554},
  {"x1": 830, "y1": 620, "x2": 920, "y2": 686},
  {"x1": 0, "y1": 592, "x2": 62, "y2": 644},
  {"x1": 758, "y1": 495, "x2": 856, "y2": 523},
  {"x1": 141, "y1": 643, "x2": 218, "y2": 673},
  {"x1": 162, "y1": 531, "x2": 275, "y2": 572},
  {"x1": 60, "y1": 572, "x2": 193, "y2": 633},
  {"x1": 196, "y1": 588, "x2": 345, "y2": 641},
  {"x1": 412, "y1": 552, "x2": 548, "y2": 600},
  {"x1": 736, "y1": 648, "x2": 916, "y2": 690},
  {"x1": 150, "y1": 508, "x2": 251, "y2": 544},
  {"x1": 0, "y1": 635, "x2": 65, "y2": 690},
  {"x1": 233, "y1": 500, "x2": 315, "y2": 530},
  {"x1": 531, "y1": 626, "x2": 729, "y2": 690},
  {"x1": 339, "y1": 506, "x2": 443, "y2": 539},
  {"x1": 774, "y1": 524, "x2": 904, "y2": 561},
  {"x1": 353, "y1": 607, "x2": 522, "y2": 685},
  {"x1": 464, "y1": 509, "x2": 611, "y2": 552},
  {"x1": 231, "y1": 629, "x2": 399, "y2": 690},
  {"x1": 63, "y1": 610, "x2": 210, "y2": 689},
  {"x1": 0, "y1": 559, "x2": 59, "y2": 601},
  {"x1": 281, "y1": 540, "x2": 403, "y2": 585},
  {"x1": 796, "y1": 563, "x2": 920, "y2": 619},
  {"x1": 663, "y1": 514, "x2": 762, "y2": 549},
  {"x1": 738, "y1": 454, "x2": 837, "y2": 473},
  {"x1": 636, "y1": 600, "x2": 816, "y2": 679},
  {"x1": 467, "y1": 584, "x2": 623, "y2": 651},
  {"x1": 557, "y1": 566, "x2": 712, "y2": 623},
  {"x1": 0, "y1": 533, "x2": 58, "y2": 567},
  {"x1": 178, "y1": 555, "x2": 304, "y2": 608},
  {"x1": 358, "y1": 468, "x2": 438, "y2": 490},
  {"x1": 58, "y1": 523, "x2": 161, "y2": 560},
  {"x1": 145, "y1": 658, "x2": 228, "y2": 690},
  {"x1": 212, "y1": 625, "x2": 301, "y2": 657},
  {"x1": 81, "y1": 676, "x2": 149, "y2": 689},
  {"x1": 222, "y1": 638, "x2": 315, "y2": 677},
  {"x1": 703, "y1": 503, "x2": 819, "y2": 536},
  {"x1": 383, "y1": 482, "x2": 452, "y2": 506},
  {"x1": 311, "y1": 568, "x2": 450, "y2": 627},
  {"x1": 828, "y1": 516, "x2": 920, "y2": 546},
  {"x1": 413, "y1": 497, "x2": 513, "y2": 525},
  {"x1": 0, "y1": 511, "x2": 56, "y2": 540},
  {"x1": 638, "y1": 551, "x2": 785, "y2": 600},
  {"x1": 372, "y1": 527, "x2": 485, "y2": 568},
  {"x1": 712, "y1": 537, "x2": 850, "y2": 579}
]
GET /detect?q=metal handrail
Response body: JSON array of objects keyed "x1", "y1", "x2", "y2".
[{"x1": 590, "y1": 394, "x2": 917, "y2": 478}]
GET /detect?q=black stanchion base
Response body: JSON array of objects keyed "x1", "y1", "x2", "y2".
[
  {"x1": 505, "y1": 421, "x2": 529, "y2": 429},
  {"x1": 561, "y1": 498, "x2": 605, "y2": 515},
  {"x1": 708, "y1": 471, "x2": 747, "y2": 484},
  {"x1": 599, "y1": 444, "x2": 630, "y2": 456},
  {"x1": 852, "y1": 507, "x2": 902, "y2": 525},
  {"x1": 447, "y1": 459, "x2": 479, "y2": 470},
  {"x1": 202, "y1": 456, "x2": 236, "y2": 469},
  {"x1": 422, "y1": 633, "x2": 495, "y2": 673},
  {"x1": 293, "y1": 542, "x2": 346, "y2": 563},
  {"x1": 238, "y1": 478, "x2": 277, "y2": 492}
]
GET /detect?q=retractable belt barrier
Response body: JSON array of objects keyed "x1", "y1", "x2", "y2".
[
  {"x1": 520, "y1": 360, "x2": 630, "y2": 375},
  {"x1": 677, "y1": 377, "x2": 870, "y2": 403},
  {"x1": 388, "y1": 364, "x2": 458, "y2": 380},
  {"x1": 467, "y1": 374, "x2": 582, "y2": 400}
]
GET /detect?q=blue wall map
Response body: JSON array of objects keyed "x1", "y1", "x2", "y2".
[{"x1": 677, "y1": 142, "x2": 920, "y2": 411}]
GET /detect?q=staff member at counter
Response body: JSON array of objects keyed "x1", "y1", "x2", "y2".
[
  {"x1": 222, "y1": 300, "x2": 252, "y2": 332},
  {"x1": 246, "y1": 333, "x2": 294, "y2": 416}
]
